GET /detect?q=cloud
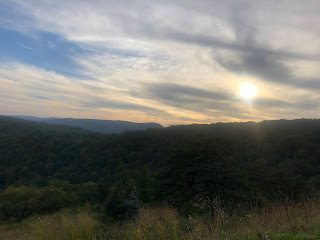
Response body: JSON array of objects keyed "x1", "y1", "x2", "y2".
[
  {"x1": 143, "y1": 83, "x2": 319, "y2": 120},
  {"x1": 145, "y1": 83, "x2": 235, "y2": 111},
  {"x1": 216, "y1": 49, "x2": 320, "y2": 90},
  {"x1": 1, "y1": 1, "x2": 320, "y2": 124},
  {"x1": 81, "y1": 98, "x2": 163, "y2": 113},
  {"x1": 0, "y1": 61, "x2": 179, "y2": 122}
]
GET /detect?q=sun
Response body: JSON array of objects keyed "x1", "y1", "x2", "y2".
[{"x1": 239, "y1": 82, "x2": 258, "y2": 99}]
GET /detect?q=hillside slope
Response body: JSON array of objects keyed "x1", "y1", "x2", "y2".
[
  {"x1": 1, "y1": 117, "x2": 320, "y2": 217},
  {"x1": 13, "y1": 115, "x2": 163, "y2": 133}
]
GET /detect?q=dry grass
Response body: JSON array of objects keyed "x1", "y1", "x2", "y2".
[
  {"x1": 2, "y1": 199, "x2": 320, "y2": 239},
  {"x1": 111, "y1": 199, "x2": 320, "y2": 239},
  {"x1": 0, "y1": 208, "x2": 100, "y2": 240},
  {"x1": 119, "y1": 206, "x2": 179, "y2": 240}
]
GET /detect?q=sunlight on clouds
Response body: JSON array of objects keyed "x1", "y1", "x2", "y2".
[
  {"x1": 0, "y1": 60, "x2": 319, "y2": 125},
  {"x1": 239, "y1": 83, "x2": 258, "y2": 99},
  {"x1": 1, "y1": 1, "x2": 320, "y2": 123}
]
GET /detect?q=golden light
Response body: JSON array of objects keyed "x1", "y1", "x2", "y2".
[{"x1": 239, "y1": 82, "x2": 258, "y2": 99}]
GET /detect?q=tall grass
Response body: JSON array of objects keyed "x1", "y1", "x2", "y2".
[
  {"x1": 113, "y1": 198, "x2": 320, "y2": 240},
  {"x1": 2, "y1": 199, "x2": 320, "y2": 239},
  {"x1": 0, "y1": 208, "x2": 100, "y2": 240}
]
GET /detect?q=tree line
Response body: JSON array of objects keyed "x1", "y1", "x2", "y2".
[{"x1": 1, "y1": 116, "x2": 320, "y2": 220}]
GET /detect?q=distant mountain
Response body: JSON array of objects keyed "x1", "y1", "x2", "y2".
[{"x1": 12, "y1": 115, "x2": 163, "y2": 134}]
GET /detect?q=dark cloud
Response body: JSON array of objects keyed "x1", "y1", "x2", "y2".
[
  {"x1": 148, "y1": 83, "x2": 229, "y2": 101},
  {"x1": 145, "y1": 83, "x2": 248, "y2": 119},
  {"x1": 210, "y1": 5, "x2": 320, "y2": 90},
  {"x1": 217, "y1": 53, "x2": 292, "y2": 83},
  {"x1": 110, "y1": 1, "x2": 320, "y2": 63},
  {"x1": 216, "y1": 51, "x2": 320, "y2": 90},
  {"x1": 144, "y1": 83, "x2": 318, "y2": 118},
  {"x1": 110, "y1": 1, "x2": 320, "y2": 91},
  {"x1": 165, "y1": 31, "x2": 320, "y2": 62}
]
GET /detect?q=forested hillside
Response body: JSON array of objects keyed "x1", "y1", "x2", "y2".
[
  {"x1": 13, "y1": 115, "x2": 163, "y2": 134},
  {"x1": 1, "y1": 116, "x2": 320, "y2": 221}
]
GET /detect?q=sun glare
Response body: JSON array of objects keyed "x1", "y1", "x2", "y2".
[{"x1": 239, "y1": 82, "x2": 258, "y2": 99}]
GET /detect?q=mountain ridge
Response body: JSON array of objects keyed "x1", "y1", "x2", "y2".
[{"x1": 11, "y1": 115, "x2": 163, "y2": 134}]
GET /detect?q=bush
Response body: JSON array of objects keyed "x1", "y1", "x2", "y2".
[{"x1": 0, "y1": 185, "x2": 75, "y2": 221}]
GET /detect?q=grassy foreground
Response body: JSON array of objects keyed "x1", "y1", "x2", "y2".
[{"x1": 1, "y1": 200, "x2": 320, "y2": 240}]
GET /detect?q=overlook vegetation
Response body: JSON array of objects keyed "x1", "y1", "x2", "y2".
[
  {"x1": 1, "y1": 116, "x2": 320, "y2": 239},
  {"x1": 3, "y1": 200, "x2": 320, "y2": 240}
]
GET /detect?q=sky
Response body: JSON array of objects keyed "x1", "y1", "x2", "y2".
[{"x1": 1, "y1": 0, "x2": 320, "y2": 125}]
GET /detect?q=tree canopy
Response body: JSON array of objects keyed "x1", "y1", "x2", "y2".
[{"x1": 1, "y1": 116, "x2": 320, "y2": 219}]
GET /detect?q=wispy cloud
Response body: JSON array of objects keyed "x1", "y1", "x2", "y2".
[{"x1": 0, "y1": 0, "x2": 320, "y2": 124}]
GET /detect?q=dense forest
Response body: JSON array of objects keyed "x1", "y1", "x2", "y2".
[{"x1": 1, "y1": 116, "x2": 320, "y2": 222}]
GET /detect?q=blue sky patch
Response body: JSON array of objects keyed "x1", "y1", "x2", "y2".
[{"x1": 0, "y1": 27, "x2": 89, "y2": 78}]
